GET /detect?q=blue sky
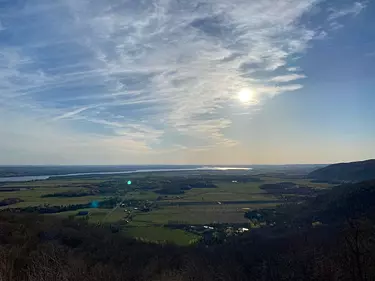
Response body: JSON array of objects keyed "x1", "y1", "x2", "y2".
[{"x1": 0, "y1": 0, "x2": 374, "y2": 165}]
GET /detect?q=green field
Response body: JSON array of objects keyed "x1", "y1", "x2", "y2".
[
  {"x1": 168, "y1": 181, "x2": 274, "y2": 203},
  {"x1": 124, "y1": 223, "x2": 199, "y2": 245},
  {"x1": 134, "y1": 205, "x2": 253, "y2": 224}
]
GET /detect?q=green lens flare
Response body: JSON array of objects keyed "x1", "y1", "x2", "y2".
[{"x1": 127, "y1": 180, "x2": 132, "y2": 185}]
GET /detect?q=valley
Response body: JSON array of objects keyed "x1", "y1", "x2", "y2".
[{"x1": 0, "y1": 166, "x2": 335, "y2": 245}]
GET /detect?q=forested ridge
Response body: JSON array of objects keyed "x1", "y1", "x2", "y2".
[{"x1": 1, "y1": 179, "x2": 375, "y2": 281}]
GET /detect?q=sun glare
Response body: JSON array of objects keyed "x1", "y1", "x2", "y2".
[{"x1": 238, "y1": 88, "x2": 253, "y2": 103}]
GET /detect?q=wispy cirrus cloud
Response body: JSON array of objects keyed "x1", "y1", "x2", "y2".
[
  {"x1": 328, "y1": 2, "x2": 366, "y2": 21},
  {"x1": 270, "y1": 74, "x2": 307, "y2": 83},
  {"x1": 0, "y1": 0, "x2": 368, "y2": 164},
  {"x1": 60, "y1": 0, "x2": 322, "y2": 144},
  {"x1": 52, "y1": 106, "x2": 92, "y2": 121},
  {"x1": 327, "y1": 2, "x2": 367, "y2": 31},
  {"x1": 286, "y1": 67, "x2": 301, "y2": 72}
]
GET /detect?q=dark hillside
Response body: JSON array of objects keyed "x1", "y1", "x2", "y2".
[
  {"x1": 1, "y1": 199, "x2": 375, "y2": 281},
  {"x1": 305, "y1": 180, "x2": 375, "y2": 223},
  {"x1": 308, "y1": 159, "x2": 375, "y2": 182},
  {"x1": 270, "y1": 180, "x2": 375, "y2": 228}
]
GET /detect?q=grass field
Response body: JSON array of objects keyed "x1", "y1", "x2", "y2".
[
  {"x1": 124, "y1": 224, "x2": 199, "y2": 245},
  {"x1": 168, "y1": 181, "x2": 275, "y2": 203},
  {"x1": 134, "y1": 205, "x2": 249, "y2": 224},
  {"x1": 126, "y1": 190, "x2": 159, "y2": 200}
]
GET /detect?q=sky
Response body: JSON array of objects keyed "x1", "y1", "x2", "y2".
[{"x1": 0, "y1": 0, "x2": 374, "y2": 165}]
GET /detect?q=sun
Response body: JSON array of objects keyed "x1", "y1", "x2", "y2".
[{"x1": 238, "y1": 88, "x2": 253, "y2": 103}]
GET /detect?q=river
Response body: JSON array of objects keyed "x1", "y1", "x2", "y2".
[{"x1": 0, "y1": 167, "x2": 252, "y2": 182}]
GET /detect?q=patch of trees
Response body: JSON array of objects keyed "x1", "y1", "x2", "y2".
[
  {"x1": 188, "y1": 182, "x2": 217, "y2": 188},
  {"x1": 310, "y1": 179, "x2": 342, "y2": 184},
  {"x1": 0, "y1": 197, "x2": 24, "y2": 207},
  {"x1": 236, "y1": 177, "x2": 263, "y2": 183},
  {"x1": 11, "y1": 203, "x2": 91, "y2": 214},
  {"x1": 94, "y1": 180, "x2": 141, "y2": 195},
  {"x1": 99, "y1": 197, "x2": 123, "y2": 208},
  {"x1": 154, "y1": 180, "x2": 218, "y2": 195},
  {"x1": 155, "y1": 187, "x2": 185, "y2": 195},
  {"x1": 42, "y1": 189, "x2": 99, "y2": 198},
  {"x1": 260, "y1": 182, "x2": 317, "y2": 196},
  {"x1": 7, "y1": 198, "x2": 122, "y2": 214},
  {"x1": 0, "y1": 188, "x2": 24, "y2": 192},
  {"x1": 46, "y1": 180, "x2": 139, "y2": 197}
]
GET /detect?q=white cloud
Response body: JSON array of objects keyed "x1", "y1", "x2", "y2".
[
  {"x1": 270, "y1": 74, "x2": 307, "y2": 83},
  {"x1": 329, "y1": 21, "x2": 344, "y2": 31},
  {"x1": 60, "y1": 0, "x2": 322, "y2": 145},
  {"x1": 326, "y1": 2, "x2": 366, "y2": 32},
  {"x1": 328, "y1": 2, "x2": 366, "y2": 21},
  {"x1": 315, "y1": 30, "x2": 328, "y2": 40},
  {"x1": 0, "y1": 109, "x2": 160, "y2": 165},
  {"x1": 256, "y1": 84, "x2": 304, "y2": 97},
  {"x1": 286, "y1": 67, "x2": 301, "y2": 72}
]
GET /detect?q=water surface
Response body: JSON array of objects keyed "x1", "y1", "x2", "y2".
[{"x1": 0, "y1": 166, "x2": 252, "y2": 182}]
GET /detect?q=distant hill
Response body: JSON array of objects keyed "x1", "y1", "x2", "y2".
[
  {"x1": 308, "y1": 159, "x2": 375, "y2": 182},
  {"x1": 294, "y1": 179, "x2": 375, "y2": 224}
]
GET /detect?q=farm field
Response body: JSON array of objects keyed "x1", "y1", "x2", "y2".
[
  {"x1": 134, "y1": 204, "x2": 258, "y2": 224},
  {"x1": 168, "y1": 182, "x2": 274, "y2": 202},
  {"x1": 123, "y1": 224, "x2": 199, "y2": 245}
]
